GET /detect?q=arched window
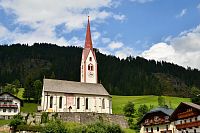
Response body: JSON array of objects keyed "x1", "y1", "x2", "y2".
[
  {"x1": 102, "y1": 99, "x2": 105, "y2": 109},
  {"x1": 86, "y1": 98, "x2": 88, "y2": 110},
  {"x1": 88, "y1": 64, "x2": 93, "y2": 71},
  {"x1": 89, "y1": 57, "x2": 92, "y2": 61},
  {"x1": 77, "y1": 97, "x2": 80, "y2": 109},
  {"x1": 59, "y1": 97, "x2": 62, "y2": 108},
  {"x1": 50, "y1": 96, "x2": 53, "y2": 108}
]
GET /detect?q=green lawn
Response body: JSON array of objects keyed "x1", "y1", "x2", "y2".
[
  {"x1": 21, "y1": 103, "x2": 38, "y2": 113},
  {"x1": 0, "y1": 119, "x2": 11, "y2": 126},
  {"x1": 112, "y1": 95, "x2": 191, "y2": 114}
]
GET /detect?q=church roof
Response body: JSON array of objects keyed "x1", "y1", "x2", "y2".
[
  {"x1": 43, "y1": 79, "x2": 110, "y2": 96},
  {"x1": 84, "y1": 16, "x2": 93, "y2": 49}
]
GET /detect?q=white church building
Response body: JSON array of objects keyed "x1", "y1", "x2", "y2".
[{"x1": 40, "y1": 17, "x2": 112, "y2": 114}]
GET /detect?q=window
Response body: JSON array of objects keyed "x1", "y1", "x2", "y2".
[
  {"x1": 186, "y1": 131, "x2": 188, "y2": 133},
  {"x1": 89, "y1": 57, "x2": 92, "y2": 61},
  {"x1": 88, "y1": 64, "x2": 93, "y2": 71},
  {"x1": 151, "y1": 127, "x2": 153, "y2": 132},
  {"x1": 184, "y1": 120, "x2": 187, "y2": 123},
  {"x1": 8, "y1": 109, "x2": 11, "y2": 112},
  {"x1": 194, "y1": 129, "x2": 196, "y2": 133},
  {"x1": 59, "y1": 97, "x2": 62, "y2": 108},
  {"x1": 195, "y1": 117, "x2": 198, "y2": 121},
  {"x1": 3, "y1": 109, "x2": 6, "y2": 112},
  {"x1": 86, "y1": 98, "x2": 88, "y2": 110},
  {"x1": 166, "y1": 125, "x2": 168, "y2": 130},
  {"x1": 180, "y1": 120, "x2": 182, "y2": 124},
  {"x1": 50, "y1": 96, "x2": 53, "y2": 108},
  {"x1": 190, "y1": 118, "x2": 192, "y2": 122},
  {"x1": 77, "y1": 97, "x2": 80, "y2": 109},
  {"x1": 14, "y1": 108, "x2": 17, "y2": 112},
  {"x1": 102, "y1": 99, "x2": 105, "y2": 109},
  {"x1": 146, "y1": 128, "x2": 148, "y2": 132},
  {"x1": 157, "y1": 127, "x2": 159, "y2": 131}
]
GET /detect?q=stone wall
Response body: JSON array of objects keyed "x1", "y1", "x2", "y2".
[{"x1": 21, "y1": 112, "x2": 128, "y2": 128}]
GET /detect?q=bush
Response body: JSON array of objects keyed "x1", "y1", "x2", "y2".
[
  {"x1": 42, "y1": 120, "x2": 67, "y2": 133},
  {"x1": 123, "y1": 101, "x2": 135, "y2": 117},
  {"x1": 17, "y1": 125, "x2": 43, "y2": 132}
]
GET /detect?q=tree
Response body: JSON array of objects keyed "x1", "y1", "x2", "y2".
[
  {"x1": 23, "y1": 75, "x2": 34, "y2": 102},
  {"x1": 137, "y1": 104, "x2": 149, "y2": 118},
  {"x1": 158, "y1": 96, "x2": 165, "y2": 107},
  {"x1": 123, "y1": 101, "x2": 135, "y2": 117},
  {"x1": 12, "y1": 79, "x2": 21, "y2": 95},
  {"x1": 33, "y1": 80, "x2": 42, "y2": 103},
  {"x1": 191, "y1": 86, "x2": 200, "y2": 105},
  {"x1": 3, "y1": 84, "x2": 15, "y2": 94}
]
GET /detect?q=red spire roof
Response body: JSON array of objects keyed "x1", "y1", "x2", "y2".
[{"x1": 84, "y1": 16, "x2": 93, "y2": 49}]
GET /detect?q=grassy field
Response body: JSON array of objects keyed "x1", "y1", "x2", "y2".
[
  {"x1": 21, "y1": 103, "x2": 38, "y2": 113},
  {"x1": 112, "y1": 95, "x2": 191, "y2": 114},
  {"x1": 0, "y1": 119, "x2": 11, "y2": 126}
]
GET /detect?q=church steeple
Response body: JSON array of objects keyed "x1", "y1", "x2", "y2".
[
  {"x1": 85, "y1": 16, "x2": 93, "y2": 49},
  {"x1": 81, "y1": 16, "x2": 98, "y2": 84}
]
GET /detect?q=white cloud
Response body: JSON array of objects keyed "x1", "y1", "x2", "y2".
[
  {"x1": 176, "y1": 9, "x2": 187, "y2": 18},
  {"x1": 0, "y1": 24, "x2": 9, "y2": 38},
  {"x1": 130, "y1": 0, "x2": 153, "y2": 4},
  {"x1": 115, "y1": 47, "x2": 135, "y2": 59},
  {"x1": 102, "y1": 37, "x2": 111, "y2": 44},
  {"x1": 108, "y1": 41, "x2": 124, "y2": 49},
  {"x1": 141, "y1": 25, "x2": 200, "y2": 69},
  {"x1": 0, "y1": 0, "x2": 124, "y2": 46},
  {"x1": 113, "y1": 14, "x2": 126, "y2": 22}
]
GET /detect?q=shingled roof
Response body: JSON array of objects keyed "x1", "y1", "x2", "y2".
[{"x1": 43, "y1": 79, "x2": 110, "y2": 96}]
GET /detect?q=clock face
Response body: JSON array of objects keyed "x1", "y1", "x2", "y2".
[{"x1": 88, "y1": 71, "x2": 94, "y2": 78}]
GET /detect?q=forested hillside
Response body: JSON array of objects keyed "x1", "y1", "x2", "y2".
[{"x1": 0, "y1": 43, "x2": 200, "y2": 97}]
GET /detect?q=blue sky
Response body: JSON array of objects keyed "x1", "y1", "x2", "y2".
[{"x1": 0, "y1": 0, "x2": 200, "y2": 69}]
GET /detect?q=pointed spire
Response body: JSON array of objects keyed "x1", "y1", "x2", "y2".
[{"x1": 84, "y1": 16, "x2": 93, "y2": 49}]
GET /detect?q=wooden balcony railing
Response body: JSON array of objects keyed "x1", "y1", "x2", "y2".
[
  {"x1": 0, "y1": 104, "x2": 18, "y2": 108},
  {"x1": 177, "y1": 110, "x2": 198, "y2": 119},
  {"x1": 176, "y1": 121, "x2": 200, "y2": 129},
  {"x1": 144, "y1": 118, "x2": 170, "y2": 126}
]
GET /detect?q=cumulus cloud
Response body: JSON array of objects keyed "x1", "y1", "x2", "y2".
[
  {"x1": 176, "y1": 9, "x2": 187, "y2": 18},
  {"x1": 130, "y1": 0, "x2": 154, "y2": 4},
  {"x1": 142, "y1": 25, "x2": 200, "y2": 69},
  {"x1": 113, "y1": 14, "x2": 126, "y2": 22},
  {"x1": 108, "y1": 41, "x2": 124, "y2": 49},
  {"x1": 0, "y1": 0, "x2": 124, "y2": 46},
  {"x1": 197, "y1": 3, "x2": 200, "y2": 9},
  {"x1": 115, "y1": 47, "x2": 135, "y2": 59}
]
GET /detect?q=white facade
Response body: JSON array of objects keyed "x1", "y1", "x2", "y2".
[
  {"x1": 140, "y1": 123, "x2": 175, "y2": 133},
  {"x1": 81, "y1": 50, "x2": 97, "y2": 84},
  {"x1": 41, "y1": 91, "x2": 112, "y2": 114},
  {"x1": 0, "y1": 93, "x2": 21, "y2": 119}
]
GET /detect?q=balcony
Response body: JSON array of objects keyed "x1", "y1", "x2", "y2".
[
  {"x1": 177, "y1": 110, "x2": 198, "y2": 119},
  {"x1": 0, "y1": 104, "x2": 18, "y2": 108},
  {"x1": 176, "y1": 121, "x2": 200, "y2": 129},
  {"x1": 144, "y1": 118, "x2": 169, "y2": 126}
]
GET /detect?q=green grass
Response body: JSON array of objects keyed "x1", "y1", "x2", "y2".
[
  {"x1": 0, "y1": 119, "x2": 11, "y2": 126},
  {"x1": 123, "y1": 128, "x2": 136, "y2": 133},
  {"x1": 21, "y1": 103, "x2": 38, "y2": 113},
  {"x1": 112, "y1": 95, "x2": 191, "y2": 114}
]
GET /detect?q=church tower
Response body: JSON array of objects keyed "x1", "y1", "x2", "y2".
[{"x1": 81, "y1": 17, "x2": 98, "y2": 83}]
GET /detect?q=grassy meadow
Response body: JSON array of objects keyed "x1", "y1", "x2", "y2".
[{"x1": 112, "y1": 95, "x2": 191, "y2": 114}]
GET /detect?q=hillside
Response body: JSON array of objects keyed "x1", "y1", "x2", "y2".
[
  {"x1": 0, "y1": 43, "x2": 200, "y2": 97},
  {"x1": 112, "y1": 95, "x2": 190, "y2": 114}
]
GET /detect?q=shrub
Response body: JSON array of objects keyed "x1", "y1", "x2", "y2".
[
  {"x1": 42, "y1": 120, "x2": 67, "y2": 133},
  {"x1": 123, "y1": 101, "x2": 135, "y2": 117}
]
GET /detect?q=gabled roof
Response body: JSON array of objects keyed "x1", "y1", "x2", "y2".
[
  {"x1": 170, "y1": 102, "x2": 200, "y2": 120},
  {"x1": 43, "y1": 78, "x2": 110, "y2": 96},
  {"x1": 0, "y1": 92, "x2": 23, "y2": 106},
  {"x1": 138, "y1": 107, "x2": 174, "y2": 124}
]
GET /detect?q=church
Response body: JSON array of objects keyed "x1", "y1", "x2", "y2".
[{"x1": 40, "y1": 17, "x2": 112, "y2": 114}]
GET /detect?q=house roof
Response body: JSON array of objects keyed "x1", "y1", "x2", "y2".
[
  {"x1": 170, "y1": 102, "x2": 200, "y2": 120},
  {"x1": 138, "y1": 107, "x2": 174, "y2": 125},
  {"x1": 0, "y1": 92, "x2": 23, "y2": 106},
  {"x1": 43, "y1": 78, "x2": 110, "y2": 96}
]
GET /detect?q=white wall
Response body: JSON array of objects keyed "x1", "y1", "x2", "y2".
[
  {"x1": 41, "y1": 92, "x2": 112, "y2": 114},
  {"x1": 140, "y1": 123, "x2": 175, "y2": 133},
  {"x1": 0, "y1": 93, "x2": 21, "y2": 117}
]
